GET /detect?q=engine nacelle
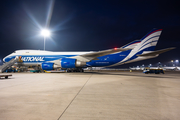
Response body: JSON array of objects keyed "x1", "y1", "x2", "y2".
[
  {"x1": 61, "y1": 58, "x2": 86, "y2": 68},
  {"x1": 41, "y1": 63, "x2": 56, "y2": 70},
  {"x1": 41, "y1": 59, "x2": 86, "y2": 70}
]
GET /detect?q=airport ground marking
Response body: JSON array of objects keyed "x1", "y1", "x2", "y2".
[{"x1": 57, "y1": 73, "x2": 93, "y2": 120}]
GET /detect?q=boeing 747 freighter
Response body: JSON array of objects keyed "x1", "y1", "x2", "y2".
[{"x1": 3, "y1": 29, "x2": 175, "y2": 72}]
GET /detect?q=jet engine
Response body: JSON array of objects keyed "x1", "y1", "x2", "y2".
[
  {"x1": 41, "y1": 63, "x2": 57, "y2": 70},
  {"x1": 60, "y1": 58, "x2": 86, "y2": 68},
  {"x1": 41, "y1": 58, "x2": 86, "y2": 70}
]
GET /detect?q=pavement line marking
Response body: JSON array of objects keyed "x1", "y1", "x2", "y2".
[{"x1": 57, "y1": 73, "x2": 93, "y2": 120}]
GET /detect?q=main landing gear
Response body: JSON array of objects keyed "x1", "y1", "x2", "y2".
[{"x1": 66, "y1": 68, "x2": 84, "y2": 73}]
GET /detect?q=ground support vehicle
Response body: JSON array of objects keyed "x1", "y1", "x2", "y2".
[
  {"x1": 143, "y1": 67, "x2": 164, "y2": 74},
  {"x1": 0, "y1": 74, "x2": 12, "y2": 79}
]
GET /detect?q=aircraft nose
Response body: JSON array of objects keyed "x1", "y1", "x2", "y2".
[
  {"x1": 3, "y1": 57, "x2": 7, "y2": 62},
  {"x1": 3, "y1": 56, "x2": 14, "y2": 62}
]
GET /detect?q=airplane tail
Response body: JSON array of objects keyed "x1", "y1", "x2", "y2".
[
  {"x1": 113, "y1": 29, "x2": 174, "y2": 65},
  {"x1": 120, "y1": 29, "x2": 163, "y2": 62},
  {"x1": 122, "y1": 29, "x2": 162, "y2": 51},
  {"x1": 128, "y1": 28, "x2": 162, "y2": 57},
  {"x1": 136, "y1": 28, "x2": 162, "y2": 52}
]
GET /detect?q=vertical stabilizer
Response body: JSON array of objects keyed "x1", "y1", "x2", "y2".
[
  {"x1": 119, "y1": 29, "x2": 162, "y2": 63},
  {"x1": 129, "y1": 29, "x2": 162, "y2": 57},
  {"x1": 138, "y1": 28, "x2": 162, "y2": 52}
]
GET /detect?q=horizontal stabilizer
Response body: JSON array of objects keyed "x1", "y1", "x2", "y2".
[{"x1": 137, "y1": 47, "x2": 175, "y2": 57}]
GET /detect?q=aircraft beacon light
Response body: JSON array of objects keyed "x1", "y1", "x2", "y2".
[{"x1": 114, "y1": 47, "x2": 118, "y2": 50}]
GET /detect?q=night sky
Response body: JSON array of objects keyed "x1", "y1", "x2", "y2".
[{"x1": 0, "y1": 0, "x2": 180, "y2": 67}]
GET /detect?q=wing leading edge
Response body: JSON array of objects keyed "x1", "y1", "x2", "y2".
[{"x1": 69, "y1": 48, "x2": 132, "y2": 62}]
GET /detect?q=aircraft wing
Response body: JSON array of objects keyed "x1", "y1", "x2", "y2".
[
  {"x1": 137, "y1": 47, "x2": 175, "y2": 57},
  {"x1": 70, "y1": 48, "x2": 132, "y2": 62}
]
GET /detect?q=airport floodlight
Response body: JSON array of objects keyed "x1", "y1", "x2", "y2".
[
  {"x1": 175, "y1": 60, "x2": 179, "y2": 63},
  {"x1": 41, "y1": 29, "x2": 50, "y2": 37},
  {"x1": 171, "y1": 60, "x2": 173, "y2": 63},
  {"x1": 41, "y1": 29, "x2": 51, "y2": 50}
]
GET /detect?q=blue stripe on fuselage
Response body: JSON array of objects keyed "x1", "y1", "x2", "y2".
[
  {"x1": 122, "y1": 46, "x2": 156, "y2": 63},
  {"x1": 4, "y1": 55, "x2": 76, "y2": 63},
  {"x1": 4, "y1": 56, "x2": 16, "y2": 62},
  {"x1": 4, "y1": 50, "x2": 132, "y2": 67},
  {"x1": 87, "y1": 50, "x2": 131, "y2": 67}
]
